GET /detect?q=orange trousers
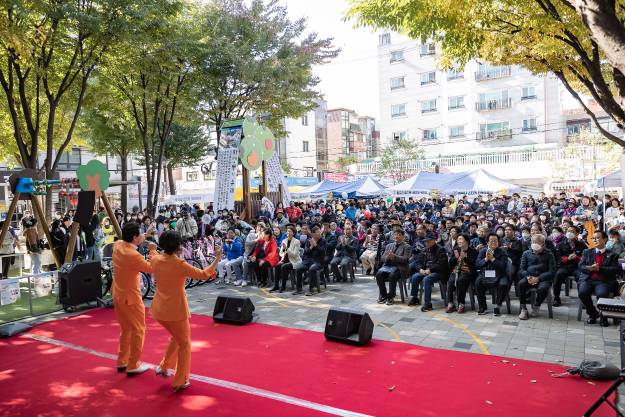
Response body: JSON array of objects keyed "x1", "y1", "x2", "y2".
[
  {"x1": 113, "y1": 302, "x2": 146, "y2": 370},
  {"x1": 157, "y1": 318, "x2": 191, "y2": 387}
]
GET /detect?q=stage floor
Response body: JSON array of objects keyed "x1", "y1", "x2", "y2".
[{"x1": 0, "y1": 308, "x2": 615, "y2": 417}]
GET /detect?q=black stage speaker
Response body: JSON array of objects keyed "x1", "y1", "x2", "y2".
[
  {"x1": 324, "y1": 308, "x2": 374, "y2": 346},
  {"x1": 59, "y1": 260, "x2": 102, "y2": 306},
  {"x1": 74, "y1": 191, "x2": 95, "y2": 227},
  {"x1": 213, "y1": 296, "x2": 255, "y2": 325}
]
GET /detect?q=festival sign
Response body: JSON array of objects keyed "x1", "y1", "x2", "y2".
[{"x1": 215, "y1": 119, "x2": 244, "y2": 211}]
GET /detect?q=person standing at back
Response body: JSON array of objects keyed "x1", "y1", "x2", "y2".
[{"x1": 112, "y1": 222, "x2": 157, "y2": 376}]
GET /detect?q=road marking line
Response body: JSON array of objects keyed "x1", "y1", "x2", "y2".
[
  {"x1": 427, "y1": 312, "x2": 491, "y2": 355},
  {"x1": 22, "y1": 333, "x2": 374, "y2": 417},
  {"x1": 374, "y1": 322, "x2": 402, "y2": 342}
]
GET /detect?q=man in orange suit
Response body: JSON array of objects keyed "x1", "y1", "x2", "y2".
[{"x1": 112, "y1": 222, "x2": 157, "y2": 376}]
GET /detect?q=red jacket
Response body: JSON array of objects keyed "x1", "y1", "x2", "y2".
[
  {"x1": 253, "y1": 238, "x2": 279, "y2": 267},
  {"x1": 285, "y1": 206, "x2": 302, "y2": 222}
]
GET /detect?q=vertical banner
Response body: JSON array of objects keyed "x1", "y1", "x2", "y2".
[
  {"x1": 0, "y1": 278, "x2": 20, "y2": 306},
  {"x1": 215, "y1": 122, "x2": 243, "y2": 211},
  {"x1": 266, "y1": 152, "x2": 291, "y2": 207}
]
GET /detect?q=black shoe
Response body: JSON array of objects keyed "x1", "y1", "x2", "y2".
[
  {"x1": 408, "y1": 297, "x2": 418, "y2": 306},
  {"x1": 386, "y1": 298, "x2": 394, "y2": 305},
  {"x1": 493, "y1": 307, "x2": 501, "y2": 316},
  {"x1": 292, "y1": 290, "x2": 303, "y2": 295},
  {"x1": 477, "y1": 308, "x2": 488, "y2": 315},
  {"x1": 600, "y1": 316, "x2": 610, "y2": 327},
  {"x1": 269, "y1": 288, "x2": 279, "y2": 293},
  {"x1": 279, "y1": 289, "x2": 285, "y2": 293},
  {"x1": 553, "y1": 298, "x2": 562, "y2": 307},
  {"x1": 305, "y1": 291, "x2": 313, "y2": 296},
  {"x1": 377, "y1": 296, "x2": 387, "y2": 304},
  {"x1": 587, "y1": 316, "x2": 598, "y2": 325},
  {"x1": 366, "y1": 268, "x2": 372, "y2": 275},
  {"x1": 421, "y1": 303, "x2": 433, "y2": 312}
]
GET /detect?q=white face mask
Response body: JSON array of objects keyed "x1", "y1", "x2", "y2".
[
  {"x1": 522, "y1": 232, "x2": 530, "y2": 239},
  {"x1": 566, "y1": 232, "x2": 576, "y2": 240},
  {"x1": 551, "y1": 231, "x2": 561, "y2": 238},
  {"x1": 531, "y1": 243, "x2": 543, "y2": 252},
  {"x1": 496, "y1": 230, "x2": 504, "y2": 237}
]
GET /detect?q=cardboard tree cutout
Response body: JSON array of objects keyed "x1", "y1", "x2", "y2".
[{"x1": 239, "y1": 119, "x2": 275, "y2": 171}]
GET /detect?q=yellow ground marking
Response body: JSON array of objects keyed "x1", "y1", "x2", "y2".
[{"x1": 428, "y1": 311, "x2": 491, "y2": 355}]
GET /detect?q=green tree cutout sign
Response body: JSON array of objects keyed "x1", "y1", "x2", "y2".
[
  {"x1": 76, "y1": 160, "x2": 110, "y2": 197},
  {"x1": 239, "y1": 119, "x2": 275, "y2": 171}
]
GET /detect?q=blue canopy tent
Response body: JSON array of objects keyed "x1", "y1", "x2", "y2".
[
  {"x1": 390, "y1": 172, "x2": 464, "y2": 196},
  {"x1": 291, "y1": 179, "x2": 344, "y2": 199},
  {"x1": 597, "y1": 170, "x2": 620, "y2": 189},
  {"x1": 441, "y1": 169, "x2": 521, "y2": 195},
  {"x1": 331, "y1": 176, "x2": 388, "y2": 198}
]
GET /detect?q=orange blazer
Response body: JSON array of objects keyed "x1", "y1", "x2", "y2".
[
  {"x1": 150, "y1": 253, "x2": 217, "y2": 322},
  {"x1": 112, "y1": 241, "x2": 157, "y2": 305}
]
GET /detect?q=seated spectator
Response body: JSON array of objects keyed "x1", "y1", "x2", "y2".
[
  {"x1": 330, "y1": 225, "x2": 358, "y2": 282},
  {"x1": 501, "y1": 225, "x2": 523, "y2": 282},
  {"x1": 217, "y1": 228, "x2": 244, "y2": 285},
  {"x1": 446, "y1": 234, "x2": 477, "y2": 313},
  {"x1": 408, "y1": 233, "x2": 449, "y2": 311},
  {"x1": 271, "y1": 226, "x2": 301, "y2": 293},
  {"x1": 607, "y1": 229, "x2": 625, "y2": 258},
  {"x1": 553, "y1": 225, "x2": 586, "y2": 306},
  {"x1": 375, "y1": 229, "x2": 412, "y2": 305},
  {"x1": 578, "y1": 231, "x2": 620, "y2": 326},
  {"x1": 294, "y1": 225, "x2": 325, "y2": 296},
  {"x1": 249, "y1": 229, "x2": 279, "y2": 288},
  {"x1": 475, "y1": 233, "x2": 508, "y2": 316},
  {"x1": 360, "y1": 226, "x2": 380, "y2": 275},
  {"x1": 518, "y1": 234, "x2": 556, "y2": 320}
]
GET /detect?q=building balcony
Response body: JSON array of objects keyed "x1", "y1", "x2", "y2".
[
  {"x1": 421, "y1": 108, "x2": 438, "y2": 114},
  {"x1": 475, "y1": 128, "x2": 513, "y2": 141},
  {"x1": 475, "y1": 98, "x2": 512, "y2": 112},
  {"x1": 475, "y1": 66, "x2": 512, "y2": 81}
]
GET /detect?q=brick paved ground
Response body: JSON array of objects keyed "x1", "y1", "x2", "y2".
[{"x1": 181, "y1": 271, "x2": 620, "y2": 367}]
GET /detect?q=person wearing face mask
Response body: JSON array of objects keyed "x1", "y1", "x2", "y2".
[
  {"x1": 517, "y1": 234, "x2": 555, "y2": 320},
  {"x1": 549, "y1": 226, "x2": 565, "y2": 246},
  {"x1": 578, "y1": 231, "x2": 620, "y2": 326},
  {"x1": 446, "y1": 234, "x2": 477, "y2": 313},
  {"x1": 101, "y1": 217, "x2": 116, "y2": 245},
  {"x1": 475, "y1": 233, "x2": 509, "y2": 316},
  {"x1": 606, "y1": 229, "x2": 625, "y2": 258},
  {"x1": 408, "y1": 233, "x2": 449, "y2": 311},
  {"x1": 553, "y1": 226, "x2": 587, "y2": 306}
]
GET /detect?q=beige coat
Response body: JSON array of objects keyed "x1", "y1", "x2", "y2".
[{"x1": 280, "y1": 237, "x2": 302, "y2": 269}]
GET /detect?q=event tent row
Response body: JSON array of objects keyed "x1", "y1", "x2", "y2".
[{"x1": 291, "y1": 169, "x2": 520, "y2": 199}]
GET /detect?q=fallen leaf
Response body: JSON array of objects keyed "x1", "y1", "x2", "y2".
[
  {"x1": 486, "y1": 400, "x2": 493, "y2": 405},
  {"x1": 388, "y1": 385, "x2": 395, "y2": 391},
  {"x1": 530, "y1": 380, "x2": 537, "y2": 383},
  {"x1": 487, "y1": 381, "x2": 491, "y2": 385},
  {"x1": 587, "y1": 382, "x2": 596, "y2": 386},
  {"x1": 391, "y1": 361, "x2": 395, "y2": 365},
  {"x1": 501, "y1": 360, "x2": 510, "y2": 363},
  {"x1": 517, "y1": 373, "x2": 523, "y2": 376},
  {"x1": 512, "y1": 364, "x2": 517, "y2": 367}
]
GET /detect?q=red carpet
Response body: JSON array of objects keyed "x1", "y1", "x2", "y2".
[{"x1": 0, "y1": 308, "x2": 614, "y2": 417}]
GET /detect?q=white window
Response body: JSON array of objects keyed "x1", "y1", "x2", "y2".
[
  {"x1": 391, "y1": 104, "x2": 406, "y2": 118},
  {"x1": 449, "y1": 125, "x2": 465, "y2": 138},
  {"x1": 302, "y1": 140, "x2": 309, "y2": 152},
  {"x1": 390, "y1": 50, "x2": 404, "y2": 63},
  {"x1": 522, "y1": 86, "x2": 537, "y2": 100},
  {"x1": 302, "y1": 115, "x2": 308, "y2": 126},
  {"x1": 423, "y1": 129, "x2": 437, "y2": 140},
  {"x1": 420, "y1": 43, "x2": 435, "y2": 56},
  {"x1": 478, "y1": 121, "x2": 510, "y2": 140},
  {"x1": 305, "y1": 167, "x2": 314, "y2": 177},
  {"x1": 476, "y1": 64, "x2": 511, "y2": 81},
  {"x1": 379, "y1": 33, "x2": 391, "y2": 46},
  {"x1": 392, "y1": 131, "x2": 407, "y2": 142},
  {"x1": 447, "y1": 66, "x2": 464, "y2": 80},
  {"x1": 477, "y1": 90, "x2": 510, "y2": 110},
  {"x1": 390, "y1": 76, "x2": 405, "y2": 90},
  {"x1": 186, "y1": 171, "x2": 198, "y2": 182},
  {"x1": 420, "y1": 71, "x2": 436, "y2": 85},
  {"x1": 448, "y1": 95, "x2": 465, "y2": 110},
  {"x1": 522, "y1": 118, "x2": 537, "y2": 131},
  {"x1": 421, "y1": 99, "x2": 437, "y2": 113}
]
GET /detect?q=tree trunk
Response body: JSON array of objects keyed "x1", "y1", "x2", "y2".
[
  {"x1": 167, "y1": 162, "x2": 176, "y2": 195},
  {"x1": 120, "y1": 154, "x2": 128, "y2": 213}
]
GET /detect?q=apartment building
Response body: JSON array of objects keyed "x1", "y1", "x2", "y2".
[
  {"x1": 324, "y1": 108, "x2": 380, "y2": 172},
  {"x1": 377, "y1": 32, "x2": 563, "y2": 156},
  {"x1": 276, "y1": 109, "x2": 317, "y2": 178}
]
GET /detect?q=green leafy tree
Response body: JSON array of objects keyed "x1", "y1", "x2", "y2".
[
  {"x1": 196, "y1": 0, "x2": 339, "y2": 141},
  {"x1": 336, "y1": 155, "x2": 359, "y2": 171},
  {"x1": 0, "y1": 0, "x2": 160, "y2": 216},
  {"x1": 81, "y1": 84, "x2": 142, "y2": 212},
  {"x1": 380, "y1": 138, "x2": 424, "y2": 183},
  {"x1": 347, "y1": 0, "x2": 625, "y2": 148},
  {"x1": 163, "y1": 123, "x2": 215, "y2": 195},
  {"x1": 102, "y1": 2, "x2": 201, "y2": 214}
]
